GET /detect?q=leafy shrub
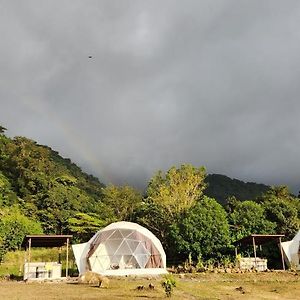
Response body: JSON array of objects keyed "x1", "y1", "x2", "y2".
[
  {"x1": 0, "y1": 207, "x2": 43, "y2": 252},
  {"x1": 169, "y1": 196, "x2": 230, "y2": 261},
  {"x1": 161, "y1": 274, "x2": 176, "y2": 297}
]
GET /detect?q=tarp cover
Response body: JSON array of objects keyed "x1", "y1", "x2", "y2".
[
  {"x1": 72, "y1": 221, "x2": 167, "y2": 276},
  {"x1": 281, "y1": 230, "x2": 300, "y2": 270}
]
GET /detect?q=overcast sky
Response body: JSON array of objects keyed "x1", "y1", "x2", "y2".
[{"x1": 1, "y1": 0, "x2": 300, "y2": 192}]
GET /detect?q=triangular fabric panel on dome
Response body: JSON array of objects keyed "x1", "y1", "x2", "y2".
[
  {"x1": 108, "y1": 230, "x2": 124, "y2": 240},
  {"x1": 114, "y1": 240, "x2": 132, "y2": 255},
  {"x1": 134, "y1": 242, "x2": 150, "y2": 255},
  {"x1": 104, "y1": 239, "x2": 122, "y2": 254},
  {"x1": 127, "y1": 240, "x2": 140, "y2": 253},
  {"x1": 120, "y1": 229, "x2": 134, "y2": 238}
]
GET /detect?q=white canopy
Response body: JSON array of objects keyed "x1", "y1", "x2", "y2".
[
  {"x1": 72, "y1": 221, "x2": 167, "y2": 276},
  {"x1": 281, "y1": 230, "x2": 300, "y2": 270}
]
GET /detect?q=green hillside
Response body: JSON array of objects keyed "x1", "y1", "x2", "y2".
[
  {"x1": 0, "y1": 128, "x2": 110, "y2": 240},
  {"x1": 1, "y1": 125, "x2": 299, "y2": 269},
  {"x1": 205, "y1": 174, "x2": 270, "y2": 205}
]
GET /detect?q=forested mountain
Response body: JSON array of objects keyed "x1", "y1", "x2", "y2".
[
  {"x1": 0, "y1": 126, "x2": 144, "y2": 257},
  {"x1": 0, "y1": 128, "x2": 109, "y2": 236},
  {"x1": 205, "y1": 174, "x2": 270, "y2": 205},
  {"x1": 1, "y1": 125, "x2": 299, "y2": 267}
]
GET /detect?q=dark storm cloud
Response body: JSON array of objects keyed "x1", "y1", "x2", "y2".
[{"x1": 1, "y1": 0, "x2": 300, "y2": 192}]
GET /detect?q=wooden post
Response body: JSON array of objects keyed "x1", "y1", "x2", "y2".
[
  {"x1": 27, "y1": 238, "x2": 31, "y2": 279},
  {"x1": 28, "y1": 238, "x2": 31, "y2": 263},
  {"x1": 58, "y1": 247, "x2": 62, "y2": 264},
  {"x1": 23, "y1": 244, "x2": 27, "y2": 278},
  {"x1": 66, "y1": 238, "x2": 69, "y2": 278},
  {"x1": 252, "y1": 236, "x2": 257, "y2": 269},
  {"x1": 279, "y1": 237, "x2": 285, "y2": 271},
  {"x1": 235, "y1": 246, "x2": 238, "y2": 268}
]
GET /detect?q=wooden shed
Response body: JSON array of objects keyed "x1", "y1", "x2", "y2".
[{"x1": 234, "y1": 234, "x2": 285, "y2": 271}]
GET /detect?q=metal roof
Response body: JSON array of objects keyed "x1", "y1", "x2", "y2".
[
  {"x1": 22, "y1": 235, "x2": 72, "y2": 248},
  {"x1": 233, "y1": 234, "x2": 285, "y2": 246}
]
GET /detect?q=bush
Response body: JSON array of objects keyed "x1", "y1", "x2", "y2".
[
  {"x1": 161, "y1": 274, "x2": 176, "y2": 297},
  {"x1": 0, "y1": 207, "x2": 43, "y2": 252}
]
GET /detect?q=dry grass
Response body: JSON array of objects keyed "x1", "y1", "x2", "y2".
[
  {"x1": 0, "y1": 248, "x2": 77, "y2": 278},
  {"x1": 0, "y1": 272, "x2": 299, "y2": 300}
]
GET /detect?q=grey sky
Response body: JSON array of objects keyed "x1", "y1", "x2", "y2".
[{"x1": 1, "y1": 0, "x2": 300, "y2": 192}]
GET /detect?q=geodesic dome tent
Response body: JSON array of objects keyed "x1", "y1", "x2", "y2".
[{"x1": 72, "y1": 221, "x2": 167, "y2": 276}]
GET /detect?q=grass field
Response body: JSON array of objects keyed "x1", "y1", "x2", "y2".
[
  {"x1": 0, "y1": 272, "x2": 299, "y2": 300},
  {"x1": 0, "y1": 248, "x2": 77, "y2": 278}
]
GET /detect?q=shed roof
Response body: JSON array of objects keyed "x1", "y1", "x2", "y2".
[
  {"x1": 22, "y1": 235, "x2": 72, "y2": 248},
  {"x1": 234, "y1": 234, "x2": 284, "y2": 246}
]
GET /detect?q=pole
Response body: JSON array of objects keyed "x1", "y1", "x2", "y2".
[
  {"x1": 58, "y1": 247, "x2": 61, "y2": 264},
  {"x1": 252, "y1": 236, "x2": 257, "y2": 269},
  {"x1": 235, "y1": 246, "x2": 238, "y2": 268},
  {"x1": 28, "y1": 238, "x2": 31, "y2": 263},
  {"x1": 279, "y1": 237, "x2": 285, "y2": 270},
  {"x1": 66, "y1": 238, "x2": 69, "y2": 278},
  {"x1": 27, "y1": 238, "x2": 31, "y2": 279}
]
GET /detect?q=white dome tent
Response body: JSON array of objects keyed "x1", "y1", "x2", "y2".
[{"x1": 72, "y1": 221, "x2": 167, "y2": 276}]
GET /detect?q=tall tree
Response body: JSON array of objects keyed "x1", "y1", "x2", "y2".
[
  {"x1": 229, "y1": 200, "x2": 276, "y2": 241},
  {"x1": 0, "y1": 172, "x2": 18, "y2": 206},
  {"x1": 259, "y1": 186, "x2": 299, "y2": 239},
  {"x1": 36, "y1": 181, "x2": 91, "y2": 234},
  {"x1": 137, "y1": 164, "x2": 207, "y2": 251},
  {"x1": 169, "y1": 196, "x2": 230, "y2": 261},
  {"x1": 102, "y1": 185, "x2": 143, "y2": 221},
  {"x1": 68, "y1": 212, "x2": 107, "y2": 242},
  {"x1": 147, "y1": 164, "x2": 206, "y2": 219}
]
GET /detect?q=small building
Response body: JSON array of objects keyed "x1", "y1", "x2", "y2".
[
  {"x1": 234, "y1": 234, "x2": 285, "y2": 271},
  {"x1": 22, "y1": 235, "x2": 72, "y2": 280}
]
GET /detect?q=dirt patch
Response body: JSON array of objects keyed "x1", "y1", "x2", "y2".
[{"x1": 0, "y1": 272, "x2": 299, "y2": 300}]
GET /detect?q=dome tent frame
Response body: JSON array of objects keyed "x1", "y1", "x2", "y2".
[{"x1": 72, "y1": 221, "x2": 167, "y2": 276}]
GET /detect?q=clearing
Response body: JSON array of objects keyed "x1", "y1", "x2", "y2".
[{"x1": 0, "y1": 272, "x2": 299, "y2": 299}]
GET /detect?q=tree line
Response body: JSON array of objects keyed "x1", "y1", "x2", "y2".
[{"x1": 0, "y1": 125, "x2": 299, "y2": 266}]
